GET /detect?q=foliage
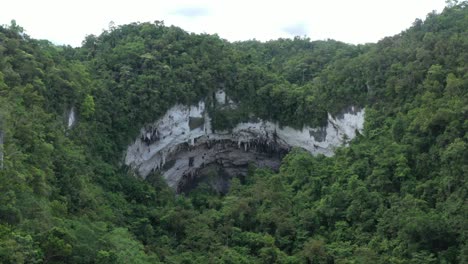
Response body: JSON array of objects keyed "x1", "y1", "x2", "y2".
[{"x1": 0, "y1": 2, "x2": 467, "y2": 263}]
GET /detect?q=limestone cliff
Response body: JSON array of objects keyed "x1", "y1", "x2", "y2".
[
  {"x1": 125, "y1": 93, "x2": 365, "y2": 192},
  {"x1": 68, "y1": 107, "x2": 76, "y2": 128}
]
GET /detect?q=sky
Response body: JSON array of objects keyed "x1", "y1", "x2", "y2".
[{"x1": 1, "y1": 0, "x2": 447, "y2": 47}]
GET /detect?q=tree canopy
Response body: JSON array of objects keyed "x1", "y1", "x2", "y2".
[{"x1": 0, "y1": 2, "x2": 467, "y2": 263}]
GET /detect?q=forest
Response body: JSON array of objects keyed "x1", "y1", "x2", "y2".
[{"x1": 0, "y1": 1, "x2": 467, "y2": 263}]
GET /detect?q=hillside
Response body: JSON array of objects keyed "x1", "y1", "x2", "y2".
[{"x1": 0, "y1": 2, "x2": 467, "y2": 263}]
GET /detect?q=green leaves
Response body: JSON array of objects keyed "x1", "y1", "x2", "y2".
[
  {"x1": 0, "y1": 225, "x2": 42, "y2": 264},
  {"x1": 0, "y1": 3, "x2": 467, "y2": 263},
  {"x1": 81, "y1": 94, "x2": 95, "y2": 119}
]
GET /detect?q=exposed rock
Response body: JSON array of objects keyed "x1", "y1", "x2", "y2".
[
  {"x1": 215, "y1": 90, "x2": 226, "y2": 105},
  {"x1": 214, "y1": 90, "x2": 237, "y2": 109},
  {"x1": 68, "y1": 107, "x2": 76, "y2": 128},
  {"x1": 125, "y1": 96, "x2": 365, "y2": 193},
  {"x1": 309, "y1": 127, "x2": 327, "y2": 142},
  {"x1": 189, "y1": 117, "x2": 204, "y2": 130}
]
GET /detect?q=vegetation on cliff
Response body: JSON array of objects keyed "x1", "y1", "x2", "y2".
[{"x1": 0, "y1": 2, "x2": 467, "y2": 263}]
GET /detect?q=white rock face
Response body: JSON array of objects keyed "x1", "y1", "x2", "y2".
[
  {"x1": 214, "y1": 90, "x2": 236, "y2": 109},
  {"x1": 215, "y1": 90, "x2": 226, "y2": 104},
  {"x1": 125, "y1": 99, "x2": 365, "y2": 190},
  {"x1": 68, "y1": 107, "x2": 76, "y2": 128}
]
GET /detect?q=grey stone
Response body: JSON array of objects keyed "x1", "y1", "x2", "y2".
[{"x1": 125, "y1": 92, "x2": 365, "y2": 193}]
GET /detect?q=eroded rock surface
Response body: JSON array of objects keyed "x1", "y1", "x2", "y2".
[
  {"x1": 125, "y1": 97, "x2": 364, "y2": 192},
  {"x1": 68, "y1": 107, "x2": 76, "y2": 128}
]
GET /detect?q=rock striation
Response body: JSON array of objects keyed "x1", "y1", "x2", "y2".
[
  {"x1": 125, "y1": 94, "x2": 365, "y2": 192},
  {"x1": 68, "y1": 107, "x2": 76, "y2": 128}
]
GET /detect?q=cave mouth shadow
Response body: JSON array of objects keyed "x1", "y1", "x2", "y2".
[
  {"x1": 175, "y1": 149, "x2": 286, "y2": 195},
  {"x1": 150, "y1": 138, "x2": 292, "y2": 195},
  {"x1": 177, "y1": 164, "x2": 234, "y2": 195}
]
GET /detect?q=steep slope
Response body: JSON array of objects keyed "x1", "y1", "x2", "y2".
[
  {"x1": 0, "y1": 2, "x2": 466, "y2": 263},
  {"x1": 125, "y1": 97, "x2": 364, "y2": 192}
]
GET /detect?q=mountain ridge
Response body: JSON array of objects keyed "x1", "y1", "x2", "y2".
[{"x1": 0, "y1": 2, "x2": 467, "y2": 263}]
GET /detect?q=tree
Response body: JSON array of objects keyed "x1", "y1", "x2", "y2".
[{"x1": 81, "y1": 94, "x2": 95, "y2": 119}]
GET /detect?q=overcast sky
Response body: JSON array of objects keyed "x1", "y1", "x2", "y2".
[{"x1": 1, "y1": 0, "x2": 447, "y2": 47}]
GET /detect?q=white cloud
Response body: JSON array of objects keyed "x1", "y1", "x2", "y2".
[
  {"x1": 283, "y1": 23, "x2": 309, "y2": 37},
  {"x1": 171, "y1": 6, "x2": 210, "y2": 18},
  {"x1": 0, "y1": 0, "x2": 447, "y2": 46}
]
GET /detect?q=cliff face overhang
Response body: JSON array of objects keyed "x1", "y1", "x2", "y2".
[{"x1": 125, "y1": 93, "x2": 365, "y2": 192}]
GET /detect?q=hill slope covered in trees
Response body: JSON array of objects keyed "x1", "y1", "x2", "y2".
[{"x1": 0, "y1": 2, "x2": 467, "y2": 263}]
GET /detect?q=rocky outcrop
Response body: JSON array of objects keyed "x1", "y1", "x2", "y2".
[
  {"x1": 68, "y1": 107, "x2": 76, "y2": 128},
  {"x1": 125, "y1": 96, "x2": 365, "y2": 193}
]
